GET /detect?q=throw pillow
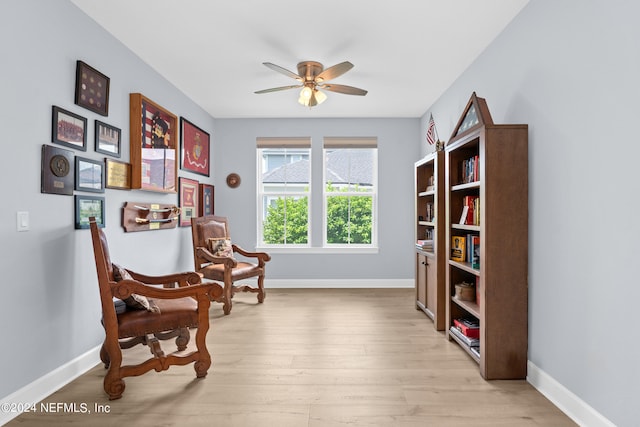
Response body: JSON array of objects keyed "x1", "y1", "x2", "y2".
[
  {"x1": 112, "y1": 263, "x2": 160, "y2": 313},
  {"x1": 207, "y1": 237, "x2": 234, "y2": 258}
]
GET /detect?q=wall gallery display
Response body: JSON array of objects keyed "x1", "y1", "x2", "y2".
[
  {"x1": 95, "y1": 120, "x2": 121, "y2": 157},
  {"x1": 52, "y1": 106, "x2": 87, "y2": 151},
  {"x1": 74, "y1": 156, "x2": 104, "y2": 193},
  {"x1": 179, "y1": 177, "x2": 199, "y2": 227},
  {"x1": 75, "y1": 60, "x2": 110, "y2": 116},
  {"x1": 129, "y1": 93, "x2": 178, "y2": 193},
  {"x1": 75, "y1": 195, "x2": 105, "y2": 229},
  {"x1": 41, "y1": 144, "x2": 74, "y2": 195},
  {"x1": 105, "y1": 158, "x2": 131, "y2": 190},
  {"x1": 180, "y1": 117, "x2": 210, "y2": 176}
]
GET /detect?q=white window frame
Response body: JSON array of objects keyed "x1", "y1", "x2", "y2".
[
  {"x1": 256, "y1": 137, "x2": 312, "y2": 247},
  {"x1": 322, "y1": 137, "x2": 378, "y2": 249}
]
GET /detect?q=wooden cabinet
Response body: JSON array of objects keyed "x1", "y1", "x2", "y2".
[
  {"x1": 445, "y1": 93, "x2": 528, "y2": 379},
  {"x1": 415, "y1": 152, "x2": 445, "y2": 330}
]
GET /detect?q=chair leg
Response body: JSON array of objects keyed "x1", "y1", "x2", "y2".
[
  {"x1": 223, "y1": 280, "x2": 233, "y2": 315},
  {"x1": 103, "y1": 340, "x2": 125, "y2": 400},
  {"x1": 257, "y1": 274, "x2": 266, "y2": 303},
  {"x1": 175, "y1": 327, "x2": 190, "y2": 351},
  {"x1": 100, "y1": 343, "x2": 110, "y2": 369}
]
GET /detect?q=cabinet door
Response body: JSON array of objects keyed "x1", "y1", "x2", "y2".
[
  {"x1": 426, "y1": 255, "x2": 437, "y2": 314},
  {"x1": 416, "y1": 253, "x2": 427, "y2": 307}
]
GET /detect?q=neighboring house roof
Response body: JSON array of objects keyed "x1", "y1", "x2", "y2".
[{"x1": 263, "y1": 150, "x2": 373, "y2": 185}]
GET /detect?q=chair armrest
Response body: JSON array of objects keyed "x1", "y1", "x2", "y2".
[
  {"x1": 195, "y1": 247, "x2": 237, "y2": 268},
  {"x1": 110, "y1": 279, "x2": 218, "y2": 301},
  {"x1": 126, "y1": 269, "x2": 202, "y2": 288},
  {"x1": 232, "y1": 244, "x2": 271, "y2": 266}
]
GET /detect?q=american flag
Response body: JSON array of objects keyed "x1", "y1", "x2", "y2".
[{"x1": 426, "y1": 113, "x2": 437, "y2": 145}]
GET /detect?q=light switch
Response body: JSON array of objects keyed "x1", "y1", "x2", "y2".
[{"x1": 17, "y1": 211, "x2": 29, "y2": 232}]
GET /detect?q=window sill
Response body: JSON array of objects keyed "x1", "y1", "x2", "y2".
[{"x1": 255, "y1": 246, "x2": 379, "y2": 255}]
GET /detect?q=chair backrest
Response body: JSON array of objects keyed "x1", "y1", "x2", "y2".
[
  {"x1": 89, "y1": 217, "x2": 118, "y2": 327},
  {"x1": 191, "y1": 215, "x2": 230, "y2": 270}
]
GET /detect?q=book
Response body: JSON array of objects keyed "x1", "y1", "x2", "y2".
[
  {"x1": 451, "y1": 236, "x2": 465, "y2": 262},
  {"x1": 458, "y1": 205, "x2": 468, "y2": 224},
  {"x1": 454, "y1": 318, "x2": 480, "y2": 339},
  {"x1": 471, "y1": 235, "x2": 480, "y2": 269},
  {"x1": 449, "y1": 325, "x2": 479, "y2": 348}
]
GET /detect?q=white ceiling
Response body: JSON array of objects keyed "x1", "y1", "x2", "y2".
[{"x1": 70, "y1": 0, "x2": 529, "y2": 119}]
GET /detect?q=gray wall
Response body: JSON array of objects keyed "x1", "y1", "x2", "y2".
[
  {"x1": 419, "y1": 1, "x2": 639, "y2": 426},
  {"x1": 0, "y1": 0, "x2": 215, "y2": 399},
  {"x1": 213, "y1": 118, "x2": 419, "y2": 279}
]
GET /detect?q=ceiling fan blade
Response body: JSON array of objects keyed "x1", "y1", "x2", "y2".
[
  {"x1": 319, "y1": 84, "x2": 368, "y2": 96},
  {"x1": 254, "y1": 84, "x2": 302, "y2": 94},
  {"x1": 262, "y1": 62, "x2": 303, "y2": 81},
  {"x1": 316, "y1": 61, "x2": 354, "y2": 82}
]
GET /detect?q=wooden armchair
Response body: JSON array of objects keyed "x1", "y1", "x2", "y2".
[
  {"x1": 191, "y1": 215, "x2": 270, "y2": 315},
  {"x1": 89, "y1": 217, "x2": 221, "y2": 400}
]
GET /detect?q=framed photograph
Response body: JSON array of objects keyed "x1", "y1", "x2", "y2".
[
  {"x1": 75, "y1": 195, "x2": 105, "y2": 229},
  {"x1": 41, "y1": 144, "x2": 74, "y2": 196},
  {"x1": 52, "y1": 106, "x2": 87, "y2": 151},
  {"x1": 180, "y1": 117, "x2": 210, "y2": 176},
  {"x1": 74, "y1": 156, "x2": 104, "y2": 193},
  {"x1": 75, "y1": 60, "x2": 110, "y2": 116},
  {"x1": 95, "y1": 120, "x2": 121, "y2": 157},
  {"x1": 129, "y1": 93, "x2": 178, "y2": 192},
  {"x1": 105, "y1": 158, "x2": 131, "y2": 190},
  {"x1": 199, "y1": 183, "x2": 214, "y2": 216},
  {"x1": 179, "y1": 177, "x2": 199, "y2": 227}
]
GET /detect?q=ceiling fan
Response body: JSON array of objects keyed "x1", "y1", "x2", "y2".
[{"x1": 255, "y1": 61, "x2": 368, "y2": 107}]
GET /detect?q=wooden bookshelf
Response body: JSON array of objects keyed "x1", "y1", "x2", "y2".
[
  {"x1": 415, "y1": 151, "x2": 446, "y2": 330},
  {"x1": 445, "y1": 92, "x2": 528, "y2": 379}
]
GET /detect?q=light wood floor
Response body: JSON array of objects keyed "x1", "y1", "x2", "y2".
[{"x1": 9, "y1": 288, "x2": 575, "y2": 426}]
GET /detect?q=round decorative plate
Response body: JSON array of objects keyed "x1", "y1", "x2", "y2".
[
  {"x1": 226, "y1": 173, "x2": 241, "y2": 188},
  {"x1": 50, "y1": 155, "x2": 70, "y2": 177}
]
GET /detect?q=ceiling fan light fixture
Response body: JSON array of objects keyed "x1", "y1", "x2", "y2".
[{"x1": 314, "y1": 89, "x2": 327, "y2": 104}]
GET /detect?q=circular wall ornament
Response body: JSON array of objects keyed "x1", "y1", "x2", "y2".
[
  {"x1": 50, "y1": 155, "x2": 70, "y2": 177},
  {"x1": 226, "y1": 173, "x2": 241, "y2": 188}
]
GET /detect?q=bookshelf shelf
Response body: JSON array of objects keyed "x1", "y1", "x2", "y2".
[
  {"x1": 445, "y1": 92, "x2": 528, "y2": 380},
  {"x1": 415, "y1": 152, "x2": 446, "y2": 331}
]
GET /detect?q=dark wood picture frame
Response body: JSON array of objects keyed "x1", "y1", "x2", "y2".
[
  {"x1": 75, "y1": 60, "x2": 110, "y2": 116},
  {"x1": 179, "y1": 177, "x2": 199, "y2": 227},
  {"x1": 41, "y1": 144, "x2": 74, "y2": 196},
  {"x1": 129, "y1": 93, "x2": 178, "y2": 192},
  {"x1": 74, "y1": 156, "x2": 104, "y2": 193},
  {"x1": 198, "y1": 183, "x2": 214, "y2": 216},
  {"x1": 75, "y1": 194, "x2": 105, "y2": 229},
  {"x1": 95, "y1": 120, "x2": 121, "y2": 157},
  {"x1": 180, "y1": 117, "x2": 210, "y2": 177},
  {"x1": 105, "y1": 158, "x2": 131, "y2": 190},
  {"x1": 52, "y1": 106, "x2": 87, "y2": 151}
]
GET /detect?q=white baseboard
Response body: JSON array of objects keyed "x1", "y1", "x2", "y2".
[
  {"x1": 0, "y1": 345, "x2": 101, "y2": 426},
  {"x1": 266, "y1": 278, "x2": 414, "y2": 288},
  {"x1": 527, "y1": 361, "x2": 615, "y2": 427}
]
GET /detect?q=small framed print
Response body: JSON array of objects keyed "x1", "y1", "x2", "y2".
[
  {"x1": 95, "y1": 120, "x2": 121, "y2": 157},
  {"x1": 199, "y1": 183, "x2": 214, "y2": 216},
  {"x1": 75, "y1": 195, "x2": 105, "y2": 229},
  {"x1": 180, "y1": 117, "x2": 210, "y2": 177},
  {"x1": 52, "y1": 106, "x2": 87, "y2": 151},
  {"x1": 74, "y1": 156, "x2": 104, "y2": 193},
  {"x1": 75, "y1": 60, "x2": 110, "y2": 116},
  {"x1": 179, "y1": 177, "x2": 199, "y2": 227},
  {"x1": 105, "y1": 158, "x2": 131, "y2": 190}
]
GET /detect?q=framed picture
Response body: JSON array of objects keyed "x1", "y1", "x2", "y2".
[
  {"x1": 75, "y1": 195, "x2": 105, "y2": 229},
  {"x1": 105, "y1": 158, "x2": 131, "y2": 190},
  {"x1": 129, "y1": 93, "x2": 178, "y2": 192},
  {"x1": 74, "y1": 156, "x2": 104, "y2": 193},
  {"x1": 75, "y1": 60, "x2": 110, "y2": 116},
  {"x1": 179, "y1": 177, "x2": 199, "y2": 227},
  {"x1": 52, "y1": 106, "x2": 87, "y2": 151},
  {"x1": 180, "y1": 117, "x2": 210, "y2": 176},
  {"x1": 95, "y1": 120, "x2": 121, "y2": 157},
  {"x1": 41, "y1": 144, "x2": 74, "y2": 196},
  {"x1": 199, "y1": 183, "x2": 214, "y2": 216}
]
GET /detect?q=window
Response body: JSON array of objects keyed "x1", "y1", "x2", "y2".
[
  {"x1": 257, "y1": 137, "x2": 311, "y2": 246},
  {"x1": 323, "y1": 137, "x2": 377, "y2": 247}
]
